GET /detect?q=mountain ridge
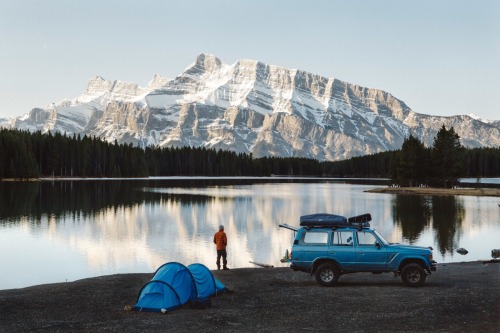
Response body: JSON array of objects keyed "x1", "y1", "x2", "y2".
[{"x1": 3, "y1": 53, "x2": 499, "y2": 161}]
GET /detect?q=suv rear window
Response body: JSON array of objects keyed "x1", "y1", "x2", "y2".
[{"x1": 302, "y1": 231, "x2": 329, "y2": 245}]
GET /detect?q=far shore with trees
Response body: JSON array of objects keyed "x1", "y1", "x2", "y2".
[{"x1": 0, "y1": 126, "x2": 499, "y2": 196}]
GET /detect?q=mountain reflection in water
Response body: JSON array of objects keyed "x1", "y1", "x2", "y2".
[{"x1": 0, "y1": 178, "x2": 498, "y2": 290}]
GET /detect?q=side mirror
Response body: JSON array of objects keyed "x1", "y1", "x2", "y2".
[{"x1": 375, "y1": 242, "x2": 381, "y2": 249}]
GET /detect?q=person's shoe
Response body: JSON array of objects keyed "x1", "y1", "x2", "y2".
[{"x1": 223, "y1": 267, "x2": 229, "y2": 270}]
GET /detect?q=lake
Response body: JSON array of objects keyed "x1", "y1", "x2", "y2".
[{"x1": 1, "y1": 177, "x2": 499, "y2": 290}]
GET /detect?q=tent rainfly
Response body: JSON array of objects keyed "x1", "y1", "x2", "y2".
[{"x1": 134, "y1": 262, "x2": 228, "y2": 312}]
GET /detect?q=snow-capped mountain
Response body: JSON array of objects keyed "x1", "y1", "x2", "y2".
[{"x1": 4, "y1": 53, "x2": 500, "y2": 161}]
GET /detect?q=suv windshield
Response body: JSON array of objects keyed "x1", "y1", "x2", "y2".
[{"x1": 373, "y1": 230, "x2": 389, "y2": 245}]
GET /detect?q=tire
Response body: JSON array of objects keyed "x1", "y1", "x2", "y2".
[
  {"x1": 401, "y1": 263, "x2": 426, "y2": 287},
  {"x1": 314, "y1": 263, "x2": 339, "y2": 287}
]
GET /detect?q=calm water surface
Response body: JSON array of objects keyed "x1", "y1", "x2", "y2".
[{"x1": 1, "y1": 178, "x2": 499, "y2": 290}]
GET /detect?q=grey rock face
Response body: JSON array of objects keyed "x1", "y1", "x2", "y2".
[{"x1": 4, "y1": 54, "x2": 500, "y2": 160}]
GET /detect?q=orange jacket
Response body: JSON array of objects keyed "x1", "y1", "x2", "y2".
[{"x1": 213, "y1": 230, "x2": 227, "y2": 250}]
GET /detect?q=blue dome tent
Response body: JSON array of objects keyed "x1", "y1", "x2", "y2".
[
  {"x1": 187, "y1": 263, "x2": 218, "y2": 299},
  {"x1": 151, "y1": 262, "x2": 197, "y2": 305},
  {"x1": 134, "y1": 262, "x2": 229, "y2": 312},
  {"x1": 133, "y1": 281, "x2": 183, "y2": 312}
]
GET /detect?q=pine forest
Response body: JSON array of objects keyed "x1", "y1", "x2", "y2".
[{"x1": 0, "y1": 127, "x2": 499, "y2": 188}]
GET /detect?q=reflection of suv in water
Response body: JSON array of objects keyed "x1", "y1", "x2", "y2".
[{"x1": 280, "y1": 213, "x2": 436, "y2": 287}]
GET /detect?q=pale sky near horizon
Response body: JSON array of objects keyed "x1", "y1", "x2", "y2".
[{"x1": 1, "y1": 0, "x2": 499, "y2": 120}]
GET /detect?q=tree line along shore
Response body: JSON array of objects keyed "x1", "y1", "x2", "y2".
[{"x1": 1, "y1": 126, "x2": 499, "y2": 187}]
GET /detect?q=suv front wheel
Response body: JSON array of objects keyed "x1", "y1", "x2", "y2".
[
  {"x1": 401, "y1": 263, "x2": 426, "y2": 287},
  {"x1": 315, "y1": 263, "x2": 340, "y2": 287}
]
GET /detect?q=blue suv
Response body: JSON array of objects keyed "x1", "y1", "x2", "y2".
[{"x1": 280, "y1": 213, "x2": 436, "y2": 287}]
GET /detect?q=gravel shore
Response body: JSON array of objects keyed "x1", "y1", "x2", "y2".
[{"x1": 1, "y1": 261, "x2": 499, "y2": 332}]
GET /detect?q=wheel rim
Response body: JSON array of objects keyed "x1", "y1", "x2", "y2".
[
  {"x1": 407, "y1": 268, "x2": 421, "y2": 283},
  {"x1": 320, "y1": 269, "x2": 334, "y2": 282}
]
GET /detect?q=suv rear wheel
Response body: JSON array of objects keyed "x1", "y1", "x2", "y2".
[
  {"x1": 401, "y1": 263, "x2": 426, "y2": 287},
  {"x1": 315, "y1": 263, "x2": 339, "y2": 287}
]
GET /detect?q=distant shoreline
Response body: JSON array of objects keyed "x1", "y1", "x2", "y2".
[{"x1": 366, "y1": 187, "x2": 500, "y2": 197}]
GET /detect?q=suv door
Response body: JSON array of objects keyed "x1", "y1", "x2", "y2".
[
  {"x1": 330, "y1": 230, "x2": 356, "y2": 270},
  {"x1": 292, "y1": 229, "x2": 330, "y2": 269},
  {"x1": 355, "y1": 230, "x2": 388, "y2": 271}
]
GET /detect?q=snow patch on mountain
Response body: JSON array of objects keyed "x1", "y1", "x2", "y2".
[{"x1": 469, "y1": 113, "x2": 493, "y2": 124}]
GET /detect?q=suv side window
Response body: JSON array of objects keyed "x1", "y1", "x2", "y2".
[
  {"x1": 331, "y1": 231, "x2": 354, "y2": 246},
  {"x1": 357, "y1": 231, "x2": 377, "y2": 246},
  {"x1": 301, "y1": 231, "x2": 329, "y2": 245}
]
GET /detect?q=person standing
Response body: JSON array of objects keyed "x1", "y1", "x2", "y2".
[{"x1": 213, "y1": 225, "x2": 229, "y2": 270}]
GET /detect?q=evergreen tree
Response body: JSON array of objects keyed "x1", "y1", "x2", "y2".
[
  {"x1": 0, "y1": 129, "x2": 38, "y2": 178},
  {"x1": 394, "y1": 135, "x2": 429, "y2": 187},
  {"x1": 431, "y1": 125, "x2": 465, "y2": 188}
]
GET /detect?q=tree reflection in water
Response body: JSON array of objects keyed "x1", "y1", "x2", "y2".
[
  {"x1": 431, "y1": 196, "x2": 465, "y2": 256},
  {"x1": 0, "y1": 179, "x2": 244, "y2": 223},
  {"x1": 0, "y1": 181, "x2": 147, "y2": 223},
  {"x1": 392, "y1": 195, "x2": 432, "y2": 243},
  {"x1": 392, "y1": 194, "x2": 465, "y2": 256}
]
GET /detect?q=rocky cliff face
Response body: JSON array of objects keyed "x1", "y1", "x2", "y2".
[{"x1": 6, "y1": 54, "x2": 500, "y2": 160}]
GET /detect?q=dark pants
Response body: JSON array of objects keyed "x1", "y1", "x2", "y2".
[{"x1": 216, "y1": 249, "x2": 227, "y2": 269}]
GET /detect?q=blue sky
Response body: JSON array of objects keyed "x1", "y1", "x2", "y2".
[{"x1": 1, "y1": 0, "x2": 499, "y2": 120}]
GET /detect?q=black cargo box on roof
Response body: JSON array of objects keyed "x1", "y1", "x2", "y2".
[
  {"x1": 348, "y1": 213, "x2": 372, "y2": 223},
  {"x1": 299, "y1": 214, "x2": 348, "y2": 227},
  {"x1": 299, "y1": 213, "x2": 372, "y2": 228}
]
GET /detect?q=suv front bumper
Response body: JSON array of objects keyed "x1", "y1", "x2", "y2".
[{"x1": 430, "y1": 260, "x2": 437, "y2": 272}]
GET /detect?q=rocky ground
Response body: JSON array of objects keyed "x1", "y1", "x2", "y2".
[{"x1": 0, "y1": 261, "x2": 499, "y2": 332}]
